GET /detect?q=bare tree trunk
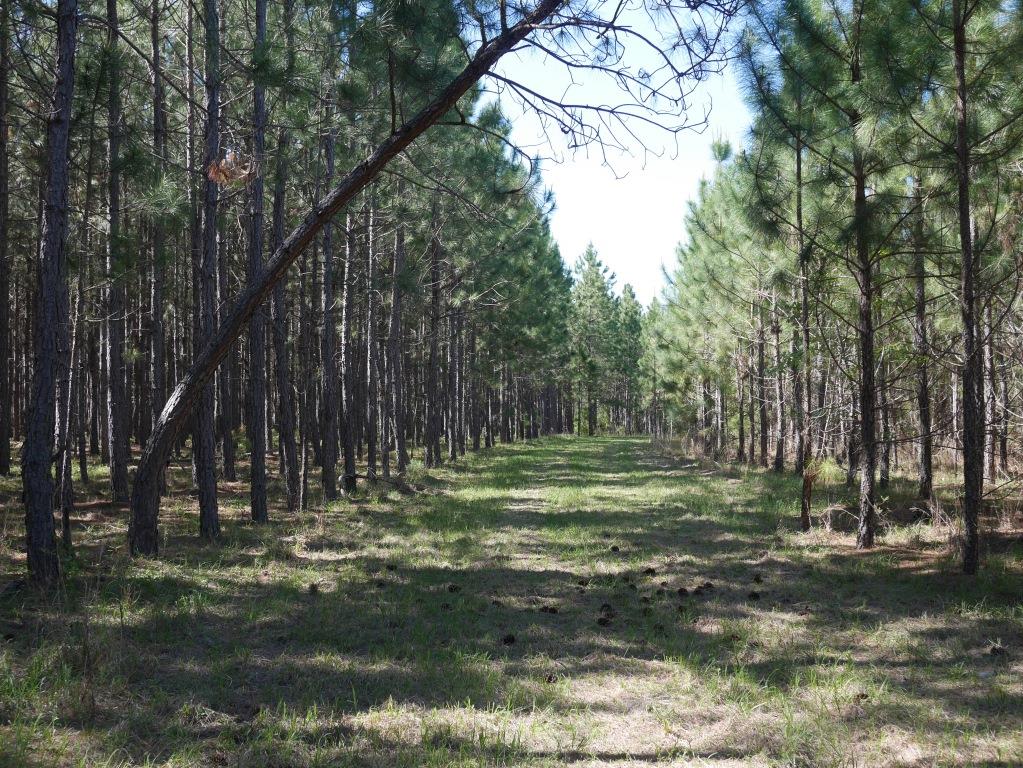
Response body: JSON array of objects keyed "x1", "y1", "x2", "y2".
[
  {"x1": 247, "y1": 0, "x2": 269, "y2": 520},
  {"x1": 339, "y1": 211, "x2": 357, "y2": 493},
  {"x1": 425, "y1": 207, "x2": 442, "y2": 467},
  {"x1": 879, "y1": 360, "x2": 891, "y2": 489},
  {"x1": 794, "y1": 114, "x2": 810, "y2": 474},
  {"x1": 853, "y1": 142, "x2": 877, "y2": 550},
  {"x1": 150, "y1": 0, "x2": 168, "y2": 494},
  {"x1": 736, "y1": 356, "x2": 746, "y2": 463},
  {"x1": 197, "y1": 0, "x2": 221, "y2": 540},
  {"x1": 270, "y1": 125, "x2": 299, "y2": 510},
  {"x1": 58, "y1": 286, "x2": 80, "y2": 549},
  {"x1": 106, "y1": 0, "x2": 130, "y2": 504},
  {"x1": 319, "y1": 128, "x2": 338, "y2": 501},
  {"x1": 954, "y1": 0, "x2": 982, "y2": 574},
  {"x1": 0, "y1": 2, "x2": 10, "y2": 476},
  {"x1": 365, "y1": 193, "x2": 379, "y2": 478},
  {"x1": 912, "y1": 178, "x2": 933, "y2": 507},
  {"x1": 23, "y1": 0, "x2": 78, "y2": 585},
  {"x1": 388, "y1": 222, "x2": 409, "y2": 472},
  {"x1": 772, "y1": 293, "x2": 785, "y2": 472},
  {"x1": 998, "y1": 352, "x2": 1008, "y2": 474},
  {"x1": 756, "y1": 306, "x2": 768, "y2": 467},
  {"x1": 984, "y1": 303, "x2": 997, "y2": 481}
]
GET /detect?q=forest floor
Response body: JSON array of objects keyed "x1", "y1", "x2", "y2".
[{"x1": 1, "y1": 436, "x2": 1022, "y2": 767}]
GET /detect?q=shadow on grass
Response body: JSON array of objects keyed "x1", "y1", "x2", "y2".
[{"x1": 2, "y1": 435, "x2": 1022, "y2": 766}]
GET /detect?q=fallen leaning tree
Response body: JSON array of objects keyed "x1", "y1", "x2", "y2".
[{"x1": 128, "y1": 0, "x2": 564, "y2": 554}]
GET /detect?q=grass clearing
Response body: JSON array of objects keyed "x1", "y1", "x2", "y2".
[{"x1": 1, "y1": 436, "x2": 1021, "y2": 766}]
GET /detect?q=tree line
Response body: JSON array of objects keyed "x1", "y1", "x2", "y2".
[
  {"x1": 2, "y1": 0, "x2": 720, "y2": 587},
  {"x1": 651, "y1": 0, "x2": 1023, "y2": 573}
]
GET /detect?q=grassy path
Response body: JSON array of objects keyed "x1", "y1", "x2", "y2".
[{"x1": 1, "y1": 436, "x2": 1021, "y2": 766}]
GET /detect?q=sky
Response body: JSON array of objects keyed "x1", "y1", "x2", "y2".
[{"x1": 493, "y1": 27, "x2": 753, "y2": 306}]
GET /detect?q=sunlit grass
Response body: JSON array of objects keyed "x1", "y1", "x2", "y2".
[{"x1": 1, "y1": 436, "x2": 1021, "y2": 766}]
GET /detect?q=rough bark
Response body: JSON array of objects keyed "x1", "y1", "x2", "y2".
[
  {"x1": 196, "y1": 0, "x2": 221, "y2": 541},
  {"x1": 247, "y1": 0, "x2": 269, "y2": 521},
  {"x1": 771, "y1": 293, "x2": 784, "y2": 473},
  {"x1": 150, "y1": 0, "x2": 168, "y2": 493},
  {"x1": 269, "y1": 12, "x2": 299, "y2": 509},
  {"x1": 853, "y1": 142, "x2": 877, "y2": 550},
  {"x1": 794, "y1": 117, "x2": 810, "y2": 476},
  {"x1": 339, "y1": 211, "x2": 357, "y2": 493},
  {"x1": 106, "y1": 0, "x2": 130, "y2": 504},
  {"x1": 425, "y1": 207, "x2": 442, "y2": 467},
  {"x1": 953, "y1": 0, "x2": 982, "y2": 574},
  {"x1": 756, "y1": 306, "x2": 768, "y2": 467},
  {"x1": 912, "y1": 178, "x2": 933, "y2": 507},
  {"x1": 388, "y1": 223, "x2": 409, "y2": 473},
  {"x1": 22, "y1": 0, "x2": 78, "y2": 585},
  {"x1": 365, "y1": 193, "x2": 379, "y2": 477},
  {"x1": 319, "y1": 128, "x2": 338, "y2": 501},
  {"x1": 0, "y1": 2, "x2": 10, "y2": 476}
]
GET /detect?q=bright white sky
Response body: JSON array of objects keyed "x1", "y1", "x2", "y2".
[{"x1": 494, "y1": 31, "x2": 752, "y2": 306}]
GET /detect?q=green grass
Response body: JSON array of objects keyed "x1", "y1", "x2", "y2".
[{"x1": 1, "y1": 436, "x2": 1021, "y2": 766}]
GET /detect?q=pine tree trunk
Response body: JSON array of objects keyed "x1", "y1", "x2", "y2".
[
  {"x1": 794, "y1": 118, "x2": 810, "y2": 475},
  {"x1": 853, "y1": 144, "x2": 877, "y2": 549},
  {"x1": 772, "y1": 293, "x2": 785, "y2": 472},
  {"x1": 217, "y1": 222, "x2": 237, "y2": 482},
  {"x1": 150, "y1": 0, "x2": 168, "y2": 494},
  {"x1": 247, "y1": 0, "x2": 269, "y2": 520},
  {"x1": 736, "y1": 356, "x2": 746, "y2": 463},
  {"x1": 197, "y1": 0, "x2": 221, "y2": 540},
  {"x1": 0, "y1": 2, "x2": 10, "y2": 476},
  {"x1": 339, "y1": 210, "x2": 357, "y2": 493},
  {"x1": 319, "y1": 128, "x2": 338, "y2": 501},
  {"x1": 270, "y1": 131, "x2": 299, "y2": 510},
  {"x1": 365, "y1": 193, "x2": 379, "y2": 477},
  {"x1": 912, "y1": 178, "x2": 933, "y2": 507},
  {"x1": 388, "y1": 222, "x2": 409, "y2": 472},
  {"x1": 879, "y1": 360, "x2": 891, "y2": 489},
  {"x1": 58, "y1": 285, "x2": 80, "y2": 549},
  {"x1": 756, "y1": 307, "x2": 768, "y2": 467},
  {"x1": 23, "y1": 0, "x2": 78, "y2": 585},
  {"x1": 984, "y1": 304, "x2": 997, "y2": 481},
  {"x1": 425, "y1": 210, "x2": 442, "y2": 466},
  {"x1": 953, "y1": 0, "x2": 982, "y2": 574},
  {"x1": 106, "y1": 0, "x2": 130, "y2": 504}
]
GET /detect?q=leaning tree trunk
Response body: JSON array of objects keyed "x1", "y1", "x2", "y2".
[
  {"x1": 127, "y1": 0, "x2": 563, "y2": 554},
  {"x1": 22, "y1": 0, "x2": 78, "y2": 585}
]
